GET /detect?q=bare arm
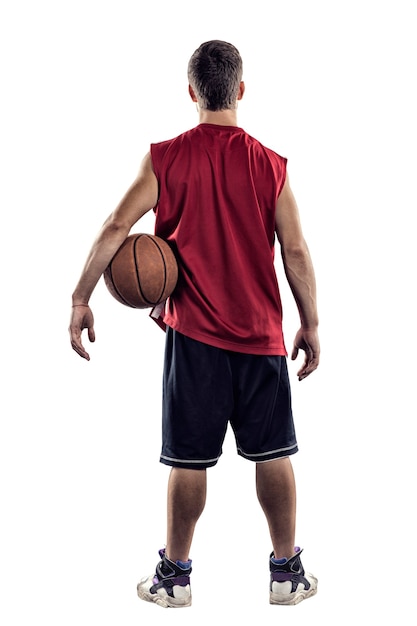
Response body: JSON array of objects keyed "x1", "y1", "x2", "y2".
[
  {"x1": 69, "y1": 152, "x2": 158, "y2": 360},
  {"x1": 275, "y1": 175, "x2": 320, "y2": 380}
]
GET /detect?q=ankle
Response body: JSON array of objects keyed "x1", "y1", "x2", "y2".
[
  {"x1": 165, "y1": 550, "x2": 192, "y2": 569},
  {"x1": 272, "y1": 545, "x2": 298, "y2": 561}
]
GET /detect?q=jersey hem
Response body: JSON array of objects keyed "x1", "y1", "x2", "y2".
[{"x1": 164, "y1": 320, "x2": 288, "y2": 356}]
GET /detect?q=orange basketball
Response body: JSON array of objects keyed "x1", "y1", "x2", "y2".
[{"x1": 103, "y1": 234, "x2": 178, "y2": 309}]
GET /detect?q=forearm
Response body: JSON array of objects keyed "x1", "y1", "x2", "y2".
[
  {"x1": 282, "y1": 243, "x2": 319, "y2": 329},
  {"x1": 72, "y1": 220, "x2": 131, "y2": 305}
]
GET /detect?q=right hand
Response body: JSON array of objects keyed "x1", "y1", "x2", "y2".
[
  {"x1": 291, "y1": 327, "x2": 320, "y2": 381},
  {"x1": 69, "y1": 305, "x2": 95, "y2": 361}
]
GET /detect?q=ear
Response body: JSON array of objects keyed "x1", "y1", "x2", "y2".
[
  {"x1": 237, "y1": 81, "x2": 245, "y2": 101},
  {"x1": 188, "y1": 84, "x2": 198, "y2": 102}
]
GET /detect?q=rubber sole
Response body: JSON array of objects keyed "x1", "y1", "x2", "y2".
[{"x1": 137, "y1": 580, "x2": 192, "y2": 608}]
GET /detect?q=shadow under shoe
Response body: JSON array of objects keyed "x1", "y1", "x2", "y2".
[
  {"x1": 269, "y1": 548, "x2": 318, "y2": 605},
  {"x1": 137, "y1": 548, "x2": 192, "y2": 608}
]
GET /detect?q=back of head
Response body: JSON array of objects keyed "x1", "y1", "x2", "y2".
[{"x1": 188, "y1": 40, "x2": 243, "y2": 111}]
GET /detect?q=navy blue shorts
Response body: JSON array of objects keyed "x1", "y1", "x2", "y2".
[{"x1": 160, "y1": 328, "x2": 298, "y2": 469}]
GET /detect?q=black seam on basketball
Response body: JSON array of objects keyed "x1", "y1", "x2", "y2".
[
  {"x1": 148, "y1": 236, "x2": 168, "y2": 302},
  {"x1": 106, "y1": 263, "x2": 132, "y2": 307},
  {"x1": 133, "y1": 235, "x2": 161, "y2": 305}
]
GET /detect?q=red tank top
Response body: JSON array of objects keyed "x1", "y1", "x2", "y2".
[{"x1": 150, "y1": 123, "x2": 288, "y2": 355}]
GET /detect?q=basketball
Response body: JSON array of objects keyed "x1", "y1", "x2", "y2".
[{"x1": 103, "y1": 233, "x2": 178, "y2": 309}]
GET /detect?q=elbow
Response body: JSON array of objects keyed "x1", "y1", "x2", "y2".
[
  {"x1": 281, "y1": 240, "x2": 315, "y2": 280},
  {"x1": 102, "y1": 214, "x2": 131, "y2": 238},
  {"x1": 281, "y1": 239, "x2": 310, "y2": 262}
]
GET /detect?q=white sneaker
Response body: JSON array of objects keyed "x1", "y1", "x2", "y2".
[
  {"x1": 269, "y1": 548, "x2": 318, "y2": 605},
  {"x1": 137, "y1": 548, "x2": 192, "y2": 608}
]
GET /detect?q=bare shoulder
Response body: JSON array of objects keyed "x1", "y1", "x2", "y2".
[{"x1": 135, "y1": 151, "x2": 157, "y2": 183}]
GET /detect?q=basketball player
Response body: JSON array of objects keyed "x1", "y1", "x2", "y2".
[{"x1": 69, "y1": 40, "x2": 320, "y2": 608}]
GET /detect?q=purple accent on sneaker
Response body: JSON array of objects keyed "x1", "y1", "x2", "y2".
[
  {"x1": 271, "y1": 556, "x2": 287, "y2": 565},
  {"x1": 172, "y1": 575, "x2": 190, "y2": 586},
  {"x1": 271, "y1": 572, "x2": 294, "y2": 582},
  {"x1": 153, "y1": 575, "x2": 159, "y2": 585}
]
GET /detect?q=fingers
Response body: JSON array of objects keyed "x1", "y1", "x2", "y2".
[
  {"x1": 291, "y1": 327, "x2": 320, "y2": 380},
  {"x1": 70, "y1": 330, "x2": 91, "y2": 361},
  {"x1": 295, "y1": 343, "x2": 319, "y2": 380},
  {"x1": 297, "y1": 355, "x2": 319, "y2": 381},
  {"x1": 69, "y1": 306, "x2": 95, "y2": 360},
  {"x1": 88, "y1": 327, "x2": 96, "y2": 344},
  {"x1": 71, "y1": 340, "x2": 91, "y2": 361}
]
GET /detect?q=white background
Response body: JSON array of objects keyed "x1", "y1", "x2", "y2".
[{"x1": 1, "y1": 0, "x2": 416, "y2": 623}]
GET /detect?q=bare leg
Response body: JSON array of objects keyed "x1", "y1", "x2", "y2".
[
  {"x1": 166, "y1": 468, "x2": 207, "y2": 562},
  {"x1": 256, "y1": 457, "x2": 296, "y2": 560}
]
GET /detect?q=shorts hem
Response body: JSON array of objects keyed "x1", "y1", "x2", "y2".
[
  {"x1": 237, "y1": 443, "x2": 298, "y2": 463},
  {"x1": 160, "y1": 454, "x2": 220, "y2": 470}
]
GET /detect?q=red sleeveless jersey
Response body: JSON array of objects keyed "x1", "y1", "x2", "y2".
[{"x1": 150, "y1": 123, "x2": 288, "y2": 355}]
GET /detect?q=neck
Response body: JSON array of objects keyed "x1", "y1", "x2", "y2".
[{"x1": 198, "y1": 108, "x2": 239, "y2": 126}]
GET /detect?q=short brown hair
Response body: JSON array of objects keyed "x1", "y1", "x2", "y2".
[{"x1": 187, "y1": 40, "x2": 243, "y2": 111}]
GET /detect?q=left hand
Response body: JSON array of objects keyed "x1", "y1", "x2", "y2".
[{"x1": 69, "y1": 304, "x2": 95, "y2": 361}]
